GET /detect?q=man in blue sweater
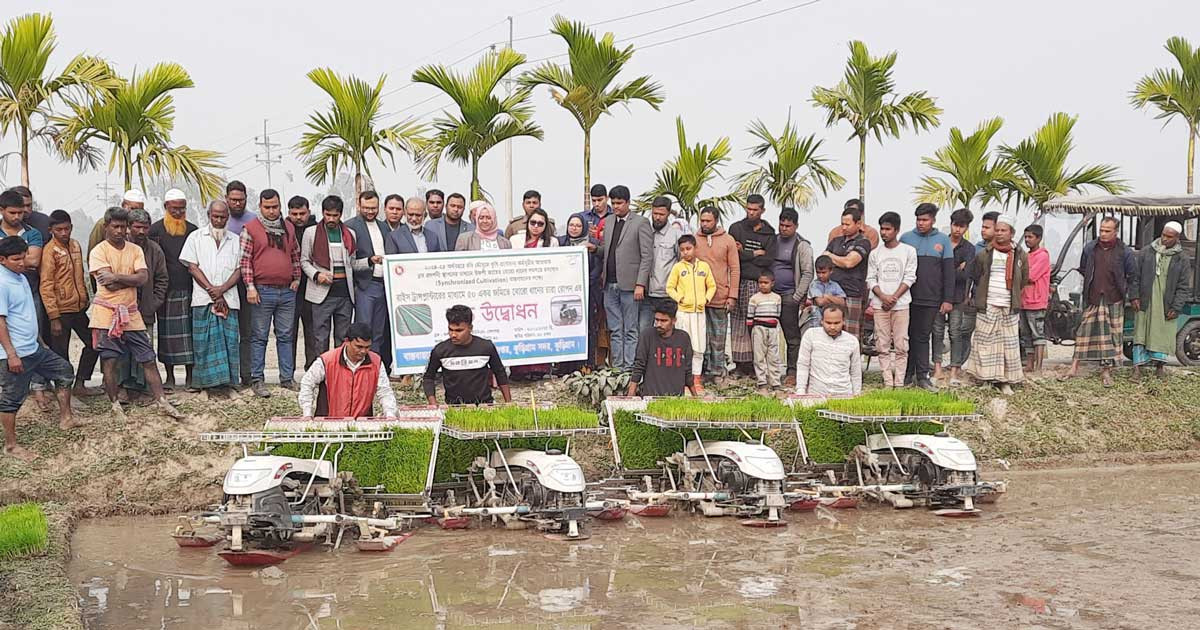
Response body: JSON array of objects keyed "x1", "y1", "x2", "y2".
[{"x1": 900, "y1": 203, "x2": 955, "y2": 391}]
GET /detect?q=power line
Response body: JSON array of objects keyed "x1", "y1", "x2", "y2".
[{"x1": 510, "y1": 0, "x2": 700, "y2": 43}]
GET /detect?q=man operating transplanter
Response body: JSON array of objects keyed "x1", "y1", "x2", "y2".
[{"x1": 423, "y1": 304, "x2": 512, "y2": 405}]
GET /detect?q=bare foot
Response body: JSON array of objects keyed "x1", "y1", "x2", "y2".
[
  {"x1": 72, "y1": 385, "x2": 104, "y2": 397},
  {"x1": 111, "y1": 401, "x2": 128, "y2": 421},
  {"x1": 1101, "y1": 371, "x2": 1114, "y2": 387},
  {"x1": 59, "y1": 417, "x2": 88, "y2": 430},
  {"x1": 4, "y1": 444, "x2": 38, "y2": 462}
]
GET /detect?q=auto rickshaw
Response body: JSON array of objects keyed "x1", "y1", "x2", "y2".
[{"x1": 1041, "y1": 194, "x2": 1200, "y2": 366}]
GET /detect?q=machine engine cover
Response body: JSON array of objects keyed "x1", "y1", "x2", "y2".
[
  {"x1": 489, "y1": 449, "x2": 586, "y2": 493},
  {"x1": 867, "y1": 434, "x2": 977, "y2": 472},
  {"x1": 222, "y1": 455, "x2": 334, "y2": 495},
  {"x1": 683, "y1": 441, "x2": 785, "y2": 481}
]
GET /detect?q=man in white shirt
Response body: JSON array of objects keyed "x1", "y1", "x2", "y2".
[
  {"x1": 179, "y1": 200, "x2": 243, "y2": 391},
  {"x1": 344, "y1": 191, "x2": 395, "y2": 373},
  {"x1": 795, "y1": 304, "x2": 862, "y2": 396},
  {"x1": 866, "y1": 212, "x2": 918, "y2": 388}
]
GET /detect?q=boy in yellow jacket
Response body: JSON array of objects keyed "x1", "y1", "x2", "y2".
[{"x1": 666, "y1": 234, "x2": 716, "y2": 393}]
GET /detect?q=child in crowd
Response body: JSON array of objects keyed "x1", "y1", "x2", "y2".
[
  {"x1": 666, "y1": 234, "x2": 715, "y2": 394},
  {"x1": 1021, "y1": 224, "x2": 1051, "y2": 374},
  {"x1": 805, "y1": 255, "x2": 846, "y2": 329},
  {"x1": 746, "y1": 270, "x2": 783, "y2": 390}
]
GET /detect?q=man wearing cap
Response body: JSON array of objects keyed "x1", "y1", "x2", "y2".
[
  {"x1": 89, "y1": 190, "x2": 145, "y2": 255},
  {"x1": 148, "y1": 188, "x2": 198, "y2": 390},
  {"x1": 1063, "y1": 216, "x2": 1135, "y2": 387},
  {"x1": 1129, "y1": 221, "x2": 1190, "y2": 380},
  {"x1": 964, "y1": 214, "x2": 1028, "y2": 395}
]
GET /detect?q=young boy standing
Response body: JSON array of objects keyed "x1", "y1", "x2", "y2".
[
  {"x1": 1021, "y1": 224, "x2": 1051, "y2": 374},
  {"x1": 806, "y1": 255, "x2": 846, "y2": 329},
  {"x1": 746, "y1": 270, "x2": 783, "y2": 390},
  {"x1": 40, "y1": 210, "x2": 99, "y2": 396},
  {"x1": 866, "y1": 212, "x2": 918, "y2": 388},
  {"x1": 0, "y1": 236, "x2": 80, "y2": 462},
  {"x1": 666, "y1": 234, "x2": 716, "y2": 394}
]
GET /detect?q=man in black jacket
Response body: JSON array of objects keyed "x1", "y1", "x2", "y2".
[
  {"x1": 1064, "y1": 217, "x2": 1136, "y2": 386},
  {"x1": 900, "y1": 203, "x2": 955, "y2": 391},
  {"x1": 287, "y1": 196, "x2": 320, "y2": 370},
  {"x1": 728, "y1": 194, "x2": 776, "y2": 375}
]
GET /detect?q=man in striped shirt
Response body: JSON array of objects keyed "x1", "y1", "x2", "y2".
[{"x1": 746, "y1": 270, "x2": 783, "y2": 390}]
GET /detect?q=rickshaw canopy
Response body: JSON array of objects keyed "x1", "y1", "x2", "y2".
[{"x1": 1042, "y1": 194, "x2": 1200, "y2": 216}]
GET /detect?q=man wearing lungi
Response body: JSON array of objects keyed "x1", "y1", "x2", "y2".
[{"x1": 1063, "y1": 216, "x2": 1135, "y2": 387}]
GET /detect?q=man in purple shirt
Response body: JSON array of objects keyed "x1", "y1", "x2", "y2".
[{"x1": 226, "y1": 180, "x2": 256, "y2": 386}]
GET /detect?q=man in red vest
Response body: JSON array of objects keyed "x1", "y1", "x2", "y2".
[
  {"x1": 239, "y1": 189, "x2": 301, "y2": 398},
  {"x1": 299, "y1": 322, "x2": 397, "y2": 420}
]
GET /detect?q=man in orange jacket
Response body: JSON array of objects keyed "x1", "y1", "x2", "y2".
[{"x1": 298, "y1": 322, "x2": 397, "y2": 419}]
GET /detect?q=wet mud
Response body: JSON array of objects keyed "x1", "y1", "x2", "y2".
[{"x1": 69, "y1": 462, "x2": 1200, "y2": 628}]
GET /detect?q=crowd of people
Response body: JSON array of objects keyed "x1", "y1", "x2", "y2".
[{"x1": 0, "y1": 180, "x2": 1190, "y2": 461}]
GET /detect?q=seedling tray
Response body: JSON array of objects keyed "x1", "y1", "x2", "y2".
[
  {"x1": 816, "y1": 410, "x2": 979, "y2": 424},
  {"x1": 632, "y1": 413, "x2": 797, "y2": 430}
]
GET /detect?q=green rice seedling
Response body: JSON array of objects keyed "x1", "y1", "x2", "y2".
[
  {"x1": 858, "y1": 389, "x2": 976, "y2": 415},
  {"x1": 0, "y1": 503, "x2": 49, "y2": 560},
  {"x1": 434, "y1": 436, "x2": 569, "y2": 482},
  {"x1": 613, "y1": 410, "x2": 763, "y2": 469},
  {"x1": 644, "y1": 396, "x2": 794, "y2": 423},
  {"x1": 826, "y1": 398, "x2": 902, "y2": 417},
  {"x1": 273, "y1": 428, "x2": 436, "y2": 493},
  {"x1": 443, "y1": 406, "x2": 598, "y2": 432}
]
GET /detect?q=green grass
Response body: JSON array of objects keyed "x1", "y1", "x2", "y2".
[
  {"x1": 273, "y1": 428, "x2": 436, "y2": 494},
  {"x1": 0, "y1": 503, "x2": 49, "y2": 560},
  {"x1": 442, "y1": 406, "x2": 599, "y2": 432}
]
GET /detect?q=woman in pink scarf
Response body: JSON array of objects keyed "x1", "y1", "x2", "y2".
[{"x1": 455, "y1": 201, "x2": 512, "y2": 251}]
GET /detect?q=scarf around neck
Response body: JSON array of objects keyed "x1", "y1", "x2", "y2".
[
  {"x1": 260, "y1": 214, "x2": 286, "y2": 249},
  {"x1": 991, "y1": 240, "x2": 1016, "y2": 290},
  {"x1": 312, "y1": 222, "x2": 354, "y2": 270}
]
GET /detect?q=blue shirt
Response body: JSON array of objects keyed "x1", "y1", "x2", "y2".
[{"x1": 0, "y1": 267, "x2": 40, "y2": 360}]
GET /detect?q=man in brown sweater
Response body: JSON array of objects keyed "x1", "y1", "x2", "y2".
[
  {"x1": 40, "y1": 210, "x2": 98, "y2": 396},
  {"x1": 692, "y1": 206, "x2": 740, "y2": 383}
]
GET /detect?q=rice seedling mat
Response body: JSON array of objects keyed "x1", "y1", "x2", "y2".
[
  {"x1": 439, "y1": 425, "x2": 608, "y2": 440},
  {"x1": 265, "y1": 412, "x2": 443, "y2": 432},
  {"x1": 201, "y1": 430, "x2": 396, "y2": 443},
  {"x1": 632, "y1": 413, "x2": 797, "y2": 430},
  {"x1": 816, "y1": 410, "x2": 979, "y2": 424}
]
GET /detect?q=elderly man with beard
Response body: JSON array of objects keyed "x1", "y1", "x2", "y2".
[
  {"x1": 1064, "y1": 216, "x2": 1136, "y2": 386},
  {"x1": 179, "y1": 201, "x2": 243, "y2": 392},
  {"x1": 965, "y1": 215, "x2": 1029, "y2": 395},
  {"x1": 240, "y1": 189, "x2": 301, "y2": 396},
  {"x1": 90, "y1": 207, "x2": 182, "y2": 419},
  {"x1": 1129, "y1": 221, "x2": 1191, "y2": 380},
  {"x1": 148, "y1": 189, "x2": 198, "y2": 390},
  {"x1": 113, "y1": 208, "x2": 168, "y2": 398}
]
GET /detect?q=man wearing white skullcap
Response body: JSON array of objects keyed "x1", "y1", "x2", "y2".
[
  {"x1": 964, "y1": 214, "x2": 1029, "y2": 394},
  {"x1": 1064, "y1": 215, "x2": 1135, "y2": 386},
  {"x1": 88, "y1": 190, "x2": 146, "y2": 255},
  {"x1": 1129, "y1": 221, "x2": 1191, "y2": 379},
  {"x1": 148, "y1": 188, "x2": 198, "y2": 390}
]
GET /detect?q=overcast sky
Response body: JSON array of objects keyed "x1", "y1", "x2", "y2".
[{"x1": 4, "y1": 0, "x2": 1198, "y2": 239}]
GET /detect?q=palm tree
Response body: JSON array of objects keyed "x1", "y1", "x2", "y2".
[
  {"x1": 733, "y1": 117, "x2": 845, "y2": 210},
  {"x1": 811, "y1": 40, "x2": 941, "y2": 202},
  {"x1": 413, "y1": 49, "x2": 543, "y2": 201},
  {"x1": 997, "y1": 113, "x2": 1129, "y2": 214},
  {"x1": 55, "y1": 62, "x2": 224, "y2": 199},
  {"x1": 639, "y1": 117, "x2": 739, "y2": 224},
  {"x1": 519, "y1": 16, "x2": 664, "y2": 205},
  {"x1": 914, "y1": 116, "x2": 1015, "y2": 210},
  {"x1": 294, "y1": 68, "x2": 425, "y2": 203},
  {"x1": 1131, "y1": 36, "x2": 1200, "y2": 194},
  {"x1": 0, "y1": 13, "x2": 118, "y2": 186}
]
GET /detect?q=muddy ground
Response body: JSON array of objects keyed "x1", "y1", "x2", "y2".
[{"x1": 67, "y1": 463, "x2": 1200, "y2": 629}]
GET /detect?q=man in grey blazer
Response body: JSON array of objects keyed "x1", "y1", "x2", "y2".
[
  {"x1": 425, "y1": 192, "x2": 471, "y2": 251},
  {"x1": 389, "y1": 197, "x2": 448, "y2": 255},
  {"x1": 344, "y1": 190, "x2": 397, "y2": 371},
  {"x1": 300, "y1": 195, "x2": 370, "y2": 354},
  {"x1": 598, "y1": 185, "x2": 653, "y2": 371}
]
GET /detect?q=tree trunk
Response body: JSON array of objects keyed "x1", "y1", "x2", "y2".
[
  {"x1": 1188, "y1": 124, "x2": 1196, "y2": 195},
  {"x1": 122, "y1": 151, "x2": 133, "y2": 191},
  {"x1": 19, "y1": 125, "x2": 30, "y2": 188},
  {"x1": 858, "y1": 134, "x2": 867, "y2": 203},
  {"x1": 354, "y1": 170, "x2": 364, "y2": 218},
  {"x1": 471, "y1": 155, "x2": 481, "y2": 201},
  {"x1": 583, "y1": 128, "x2": 592, "y2": 210}
]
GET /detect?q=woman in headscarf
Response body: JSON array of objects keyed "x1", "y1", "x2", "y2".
[
  {"x1": 455, "y1": 201, "x2": 512, "y2": 251},
  {"x1": 555, "y1": 214, "x2": 602, "y2": 374},
  {"x1": 513, "y1": 208, "x2": 558, "y2": 249}
]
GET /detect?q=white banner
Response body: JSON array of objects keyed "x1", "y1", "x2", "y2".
[{"x1": 383, "y1": 247, "x2": 590, "y2": 375}]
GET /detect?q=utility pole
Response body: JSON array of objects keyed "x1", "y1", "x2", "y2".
[
  {"x1": 504, "y1": 15, "x2": 514, "y2": 223},
  {"x1": 95, "y1": 174, "x2": 111, "y2": 208},
  {"x1": 255, "y1": 119, "x2": 282, "y2": 187}
]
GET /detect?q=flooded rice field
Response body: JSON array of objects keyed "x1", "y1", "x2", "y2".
[{"x1": 70, "y1": 463, "x2": 1200, "y2": 629}]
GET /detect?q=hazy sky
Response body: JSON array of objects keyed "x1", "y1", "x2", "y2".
[{"x1": 4, "y1": 0, "x2": 1198, "y2": 239}]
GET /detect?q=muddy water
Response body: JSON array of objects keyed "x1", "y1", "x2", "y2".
[{"x1": 70, "y1": 463, "x2": 1200, "y2": 629}]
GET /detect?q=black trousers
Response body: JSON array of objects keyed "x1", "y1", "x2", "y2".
[
  {"x1": 236, "y1": 280, "x2": 253, "y2": 384},
  {"x1": 780, "y1": 294, "x2": 803, "y2": 375},
  {"x1": 905, "y1": 304, "x2": 939, "y2": 382},
  {"x1": 49, "y1": 310, "x2": 98, "y2": 385},
  {"x1": 291, "y1": 287, "x2": 320, "y2": 371}
]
